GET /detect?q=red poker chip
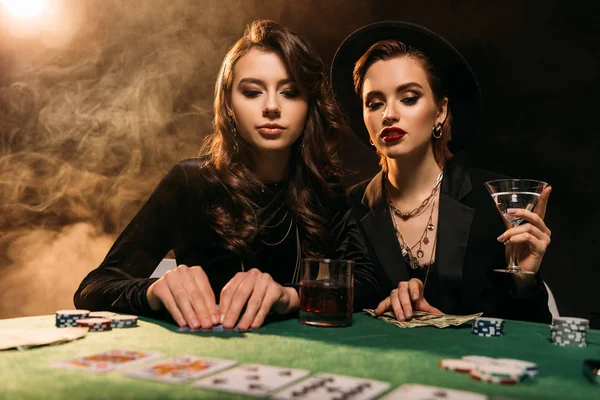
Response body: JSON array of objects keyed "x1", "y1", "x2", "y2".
[{"x1": 76, "y1": 318, "x2": 112, "y2": 331}]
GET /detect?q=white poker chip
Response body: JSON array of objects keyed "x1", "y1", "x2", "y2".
[
  {"x1": 475, "y1": 363, "x2": 525, "y2": 381},
  {"x1": 494, "y1": 359, "x2": 538, "y2": 378},
  {"x1": 89, "y1": 311, "x2": 117, "y2": 318},
  {"x1": 440, "y1": 359, "x2": 476, "y2": 373},
  {"x1": 447, "y1": 356, "x2": 539, "y2": 384},
  {"x1": 461, "y1": 355, "x2": 496, "y2": 365},
  {"x1": 470, "y1": 368, "x2": 519, "y2": 385},
  {"x1": 109, "y1": 315, "x2": 138, "y2": 322}
]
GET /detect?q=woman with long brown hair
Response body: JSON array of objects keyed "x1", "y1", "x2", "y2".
[{"x1": 74, "y1": 20, "x2": 380, "y2": 330}]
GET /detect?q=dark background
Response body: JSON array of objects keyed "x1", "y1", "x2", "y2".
[{"x1": 0, "y1": 0, "x2": 598, "y2": 319}]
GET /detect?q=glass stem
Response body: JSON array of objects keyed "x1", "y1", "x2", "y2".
[{"x1": 509, "y1": 240, "x2": 519, "y2": 271}]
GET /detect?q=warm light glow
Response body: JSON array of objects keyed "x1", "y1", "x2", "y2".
[{"x1": 2, "y1": 0, "x2": 47, "y2": 18}]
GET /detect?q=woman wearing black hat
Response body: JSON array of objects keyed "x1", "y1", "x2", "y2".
[{"x1": 331, "y1": 22, "x2": 552, "y2": 323}]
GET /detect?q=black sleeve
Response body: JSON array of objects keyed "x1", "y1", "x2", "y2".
[
  {"x1": 73, "y1": 163, "x2": 190, "y2": 317},
  {"x1": 327, "y1": 198, "x2": 384, "y2": 311},
  {"x1": 501, "y1": 272, "x2": 552, "y2": 323}
]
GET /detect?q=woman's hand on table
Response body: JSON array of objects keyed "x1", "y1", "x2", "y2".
[
  {"x1": 146, "y1": 264, "x2": 219, "y2": 329},
  {"x1": 374, "y1": 278, "x2": 442, "y2": 321},
  {"x1": 218, "y1": 268, "x2": 300, "y2": 331}
]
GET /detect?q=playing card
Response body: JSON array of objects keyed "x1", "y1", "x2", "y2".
[
  {"x1": 177, "y1": 324, "x2": 247, "y2": 333},
  {"x1": 273, "y1": 373, "x2": 391, "y2": 400},
  {"x1": 379, "y1": 384, "x2": 487, "y2": 400},
  {"x1": 194, "y1": 364, "x2": 310, "y2": 396},
  {"x1": 50, "y1": 349, "x2": 163, "y2": 373},
  {"x1": 123, "y1": 355, "x2": 237, "y2": 383}
]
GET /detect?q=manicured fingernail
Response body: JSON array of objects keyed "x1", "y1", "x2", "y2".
[
  {"x1": 412, "y1": 292, "x2": 419, "y2": 300},
  {"x1": 190, "y1": 318, "x2": 199, "y2": 328},
  {"x1": 202, "y1": 318, "x2": 210, "y2": 327},
  {"x1": 497, "y1": 235, "x2": 505, "y2": 242},
  {"x1": 406, "y1": 310, "x2": 412, "y2": 318},
  {"x1": 224, "y1": 318, "x2": 233, "y2": 327},
  {"x1": 397, "y1": 312, "x2": 405, "y2": 320},
  {"x1": 507, "y1": 209, "x2": 517, "y2": 215},
  {"x1": 212, "y1": 315, "x2": 219, "y2": 325},
  {"x1": 220, "y1": 315, "x2": 225, "y2": 324}
]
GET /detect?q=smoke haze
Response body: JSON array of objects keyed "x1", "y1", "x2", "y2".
[
  {"x1": 1, "y1": 0, "x2": 598, "y2": 319},
  {"x1": 0, "y1": 0, "x2": 293, "y2": 317}
]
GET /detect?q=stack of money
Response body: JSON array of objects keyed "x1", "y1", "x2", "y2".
[{"x1": 363, "y1": 309, "x2": 482, "y2": 328}]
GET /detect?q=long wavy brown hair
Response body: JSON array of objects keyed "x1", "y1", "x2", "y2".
[
  {"x1": 199, "y1": 20, "x2": 348, "y2": 258},
  {"x1": 353, "y1": 40, "x2": 453, "y2": 171}
]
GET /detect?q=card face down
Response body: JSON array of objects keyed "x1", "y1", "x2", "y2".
[
  {"x1": 177, "y1": 324, "x2": 247, "y2": 333},
  {"x1": 379, "y1": 383, "x2": 487, "y2": 400},
  {"x1": 123, "y1": 355, "x2": 237, "y2": 383},
  {"x1": 50, "y1": 349, "x2": 163, "y2": 373},
  {"x1": 272, "y1": 373, "x2": 391, "y2": 400},
  {"x1": 194, "y1": 364, "x2": 310, "y2": 396}
]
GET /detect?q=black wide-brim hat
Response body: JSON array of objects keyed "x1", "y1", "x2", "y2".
[{"x1": 331, "y1": 21, "x2": 482, "y2": 153}]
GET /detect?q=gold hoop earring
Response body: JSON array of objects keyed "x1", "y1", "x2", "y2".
[{"x1": 432, "y1": 122, "x2": 443, "y2": 139}]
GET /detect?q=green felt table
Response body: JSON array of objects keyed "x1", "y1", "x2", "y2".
[{"x1": 1, "y1": 313, "x2": 599, "y2": 399}]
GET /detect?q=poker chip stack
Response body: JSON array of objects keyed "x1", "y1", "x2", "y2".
[
  {"x1": 55, "y1": 310, "x2": 90, "y2": 328},
  {"x1": 109, "y1": 315, "x2": 138, "y2": 328},
  {"x1": 550, "y1": 317, "x2": 589, "y2": 347},
  {"x1": 440, "y1": 356, "x2": 538, "y2": 385},
  {"x1": 470, "y1": 362, "x2": 526, "y2": 384},
  {"x1": 76, "y1": 318, "x2": 113, "y2": 332},
  {"x1": 495, "y1": 358, "x2": 539, "y2": 379},
  {"x1": 471, "y1": 317, "x2": 504, "y2": 337}
]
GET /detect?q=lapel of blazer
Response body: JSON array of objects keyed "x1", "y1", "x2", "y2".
[
  {"x1": 435, "y1": 161, "x2": 475, "y2": 295},
  {"x1": 359, "y1": 162, "x2": 475, "y2": 294},
  {"x1": 359, "y1": 171, "x2": 411, "y2": 288}
]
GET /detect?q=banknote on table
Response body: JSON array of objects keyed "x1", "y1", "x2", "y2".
[{"x1": 363, "y1": 309, "x2": 482, "y2": 328}]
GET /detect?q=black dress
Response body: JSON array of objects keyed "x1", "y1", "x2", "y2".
[
  {"x1": 74, "y1": 158, "x2": 382, "y2": 320},
  {"x1": 346, "y1": 160, "x2": 552, "y2": 323}
]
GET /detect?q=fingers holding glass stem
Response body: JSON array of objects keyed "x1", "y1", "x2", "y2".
[{"x1": 496, "y1": 186, "x2": 552, "y2": 275}]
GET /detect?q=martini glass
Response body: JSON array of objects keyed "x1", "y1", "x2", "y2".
[{"x1": 485, "y1": 179, "x2": 548, "y2": 274}]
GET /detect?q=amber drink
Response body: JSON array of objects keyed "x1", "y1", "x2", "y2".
[{"x1": 299, "y1": 259, "x2": 353, "y2": 327}]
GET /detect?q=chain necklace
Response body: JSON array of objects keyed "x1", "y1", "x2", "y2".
[
  {"x1": 387, "y1": 170, "x2": 443, "y2": 219},
  {"x1": 389, "y1": 195, "x2": 437, "y2": 267},
  {"x1": 388, "y1": 196, "x2": 439, "y2": 288},
  {"x1": 258, "y1": 185, "x2": 293, "y2": 246},
  {"x1": 385, "y1": 170, "x2": 443, "y2": 270}
]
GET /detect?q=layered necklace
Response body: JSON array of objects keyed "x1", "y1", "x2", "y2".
[
  {"x1": 255, "y1": 183, "x2": 302, "y2": 284},
  {"x1": 386, "y1": 170, "x2": 443, "y2": 282}
]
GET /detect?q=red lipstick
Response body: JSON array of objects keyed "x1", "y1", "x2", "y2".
[{"x1": 380, "y1": 127, "x2": 407, "y2": 143}]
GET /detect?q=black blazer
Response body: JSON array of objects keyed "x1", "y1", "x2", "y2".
[
  {"x1": 347, "y1": 160, "x2": 551, "y2": 323},
  {"x1": 74, "y1": 158, "x2": 382, "y2": 319}
]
